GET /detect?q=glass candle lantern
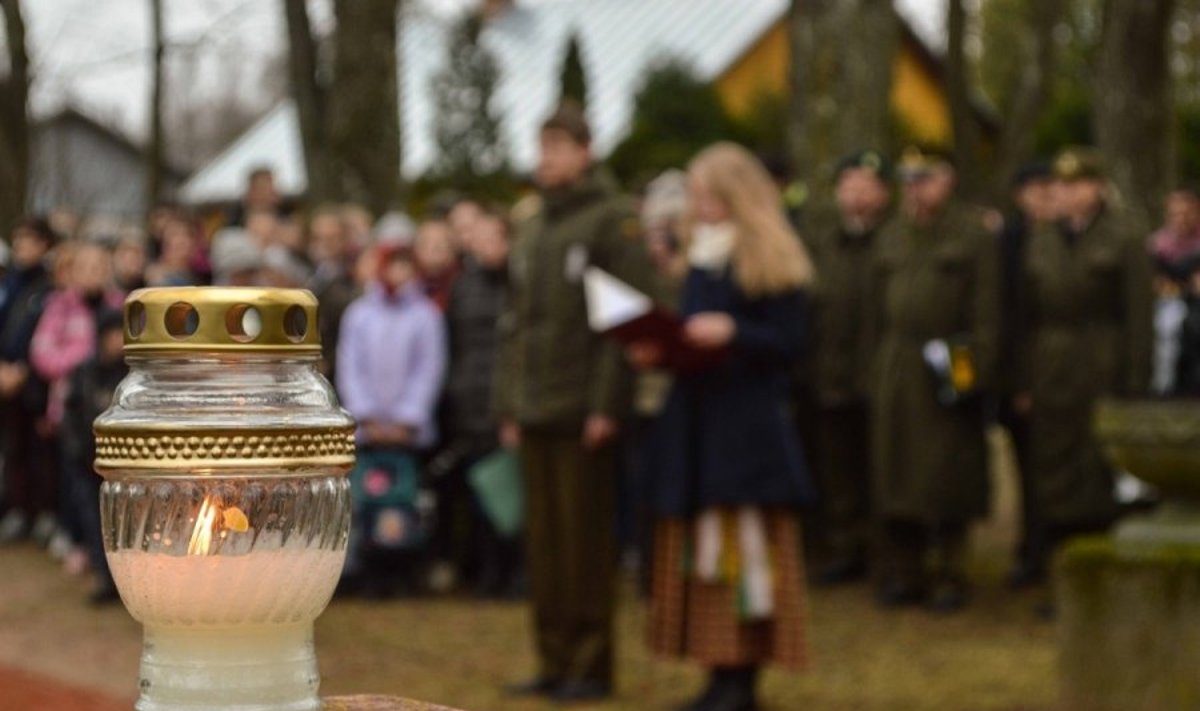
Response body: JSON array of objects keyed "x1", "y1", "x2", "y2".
[{"x1": 94, "y1": 288, "x2": 356, "y2": 711}]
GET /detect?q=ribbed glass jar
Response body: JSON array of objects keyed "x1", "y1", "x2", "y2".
[{"x1": 94, "y1": 288, "x2": 356, "y2": 711}]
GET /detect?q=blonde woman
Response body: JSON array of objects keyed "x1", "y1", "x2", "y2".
[{"x1": 633, "y1": 143, "x2": 814, "y2": 711}]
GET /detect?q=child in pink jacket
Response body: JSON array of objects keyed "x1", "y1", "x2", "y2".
[{"x1": 30, "y1": 242, "x2": 125, "y2": 432}]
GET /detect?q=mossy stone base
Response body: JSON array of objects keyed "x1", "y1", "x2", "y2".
[
  {"x1": 1115, "y1": 501, "x2": 1200, "y2": 553},
  {"x1": 1059, "y1": 536, "x2": 1200, "y2": 710}
]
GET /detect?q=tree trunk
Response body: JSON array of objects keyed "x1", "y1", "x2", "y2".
[
  {"x1": 945, "y1": 0, "x2": 981, "y2": 196},
  {"x1": 328, "y1": 0, "x2": 401, "y2": 214},
  {"x1": 788, "y1": 0, "x2": 896, "y2": 189},
  {"x1": 786, "y1": 0, "x2": 829, "y2": 185},
  {"x1": 282, "y1": 0, "x2": 333, "y2": 204},
  {"x1": 989, "y1": 0, "x2": 1065, "y2": 198},
  {"x1": 830, "y1": 0, "x2": 898, "y2": 164},
  {"x1": 1095, "y1": 0, "x2": 1175, "y2": 230},
  {"x1": 146, "y1": 0, "x2": 166, "y2": 213},
  {"x1": 0, "y1": 0, "x2": 30, "y2": 229}
]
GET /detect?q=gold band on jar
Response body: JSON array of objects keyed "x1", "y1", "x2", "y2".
[{"x1": 93, "y1": 425, "x2": 357, "y2": 477}]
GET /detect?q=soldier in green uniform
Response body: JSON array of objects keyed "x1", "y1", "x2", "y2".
[
  {"x1": 807, "y1": 150, "x2": 892, "y2": 585},
  {"x1": 1017, "y1": 148, "x2": 1152, "y2": 557},
  {"x1": 493, "y1": 104, "x2": 652, "y2": 703},
  {"x1": 868, "y1": 148, "x2": 1000, "y2": 612}
]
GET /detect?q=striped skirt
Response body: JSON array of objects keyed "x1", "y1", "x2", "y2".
[{"x1": 648, "y1": 509, "x2": 809, "y2": 670}]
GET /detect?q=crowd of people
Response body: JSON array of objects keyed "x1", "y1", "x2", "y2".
[{"x1": 2, "y1": 99, "x2": 1200, "y2": 710}]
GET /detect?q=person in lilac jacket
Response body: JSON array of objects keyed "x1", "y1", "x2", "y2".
[
  {"x1": 337, "y1": 244, "x2": 448, "y2": 450},
  {"x1": 336, "y1": 244, "x2": 447, "y2": 595}
]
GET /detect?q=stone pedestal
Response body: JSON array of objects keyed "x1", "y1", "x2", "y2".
[{"x1": 1059, "y1": 537, "x2": 1200, "y2": 710}]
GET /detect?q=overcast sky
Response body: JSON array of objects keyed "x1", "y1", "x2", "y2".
[{"x1": 3, "y1": 0, "x2": 945, "y2": 143}]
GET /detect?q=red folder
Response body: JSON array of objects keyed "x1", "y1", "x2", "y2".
[
  {"x1": 584, "y1": 267, "x2": 727, "y2": 374},
  {"x1": 604, "y1": 307, "x2": 728, "y2": 373}
]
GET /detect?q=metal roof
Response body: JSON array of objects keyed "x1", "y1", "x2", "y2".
[{"x1": 181, "y1": 0, "x2": 788, "y2": 203}]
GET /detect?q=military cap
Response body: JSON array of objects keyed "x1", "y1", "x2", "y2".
[
  {"x1": 1053, "y1": 147, "x2": 1105, "y2": 182},
  {"x1": 897, "y1": 145, "x2": 953, "y2": 181},
  {"x1": 541, "y1": 101, "x2": 591, "y2": 146},
  {"x1": 1011, "y1": 160, "x2": 1053, "y2": 189},
  {"x1": 834, "y1": 149, "x2": 893, "y2": 183}
]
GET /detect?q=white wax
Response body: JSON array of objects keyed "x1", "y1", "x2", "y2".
[
  {"x1": 107, "y1": 547, "x2": 344, "y2": 711},
  {"x1": 108, "y1": 547, "x2": 344, "y2": 626}
]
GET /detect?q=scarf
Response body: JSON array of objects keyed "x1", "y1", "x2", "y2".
[{"x1": 688, "y1": 222, "x2": 737, "y2": 271}]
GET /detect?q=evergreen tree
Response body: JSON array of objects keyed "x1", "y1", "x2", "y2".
[
  {"x1": 607, "y1": 59, "x2": 733, "y2": 187},
  {"x1": 430, "y1": 12, "x2": 509, "y2": 191},
  {"x1": 559, "y1": 32, "x2": 588, "y2": 109}
]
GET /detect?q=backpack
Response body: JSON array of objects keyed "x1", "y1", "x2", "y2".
[{"x1": 350, "y1": 448, "x2": 431, "y2": 551}]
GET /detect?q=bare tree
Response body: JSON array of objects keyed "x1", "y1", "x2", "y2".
[
  {"x1": 1095, "y1": 0, "x2": 1175, "y2": 228},
  {"x1": 163, "y1": 47, "x2": 286, "y2": 171},
  {"x1": 788, "y1": 0, "x2": 896, "y2": 188},
  {"x1": 283, "y1": 0, "x2": 401, "y2": 213},
  {"x1": 283, "y1": 0, "x2": 332, "y2": 203},
  {"x1": 987, "y1": 0, "x2": 1066, "y2": 196},
  {"x1": 830, "y1": 0, "x2": 897, "y2": 165},
  {"x1": 945, "y1": 0, "x2": 981, "y2": 196},
  {"x1": 786, "y1": 0, "x2": 830, "y2": 183},
  {"x1": 146, "y1": 0, "x2": 166, "y2": 211},
  {"x1": 0, "y1": 0, "x2": 29, "y2": 230},
  {"x1": 328, "y1": 0, "x2": 401, "y2": 214}
]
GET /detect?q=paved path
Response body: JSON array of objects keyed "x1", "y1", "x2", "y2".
[{"x1": 0, "y1": 665, "x2": 132, "y2": 711}]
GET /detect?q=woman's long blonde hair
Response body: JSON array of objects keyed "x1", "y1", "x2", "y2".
[{"x1": 683, "y1": 142, "x2": 814, "y2": 297}]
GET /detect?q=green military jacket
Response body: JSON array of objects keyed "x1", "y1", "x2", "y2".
[
  {"x1": 1019, "y1": 207, "x2": 1152, "y2": 525},
  {"x1": 806, "y1": 207, "x2": 886, "y2": 406},
  {"x1": 492, "y1": 170, "x2": 653, "y2": 431},
  {"x1": 868, "y1": 201, "x2": 1000, "y2": 523}
]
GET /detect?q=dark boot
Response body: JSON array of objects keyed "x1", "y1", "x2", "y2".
[
  {"x1": 704, "y1": 666, "x2": 758, "y2": 711},
  {"x1": 504, "y1": 675, "x2": 560, "y2": 697},
  {"x1": 925, "y1": 523, "x2": 969, "y2": 614},
  {"x1": 814, "y1": 554, "x2": 868, "y2": 587},
  {"x1": 875, "y1": 519, "x2": 927, "y2": 608}
]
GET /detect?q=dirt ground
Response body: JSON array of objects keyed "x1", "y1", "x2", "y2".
[{"x1": 0, "y1": 432, "x2": 1059, "y2": 711}]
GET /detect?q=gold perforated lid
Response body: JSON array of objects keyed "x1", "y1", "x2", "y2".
[
  {"x1": 95, "y1": 287, "x2": 356, "y2": 476},
  {"x1": 123, "y1": 287, "x2": 321, "y2": 353}
]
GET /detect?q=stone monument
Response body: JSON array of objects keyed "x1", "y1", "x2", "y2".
[{"x1": 1060, "y1": 399, "x2": 1200, "y2": 710}]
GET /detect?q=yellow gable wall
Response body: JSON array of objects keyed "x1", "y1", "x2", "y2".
[
  {"x1": 717, "y1": 20, "x2": 792, "y2": 117},
  {"x1": 890, "y1": 44, "x2": 952, "y2": 144},
  {"x1": 715, "y1": 20, "x2": 952, "y2": 146}
]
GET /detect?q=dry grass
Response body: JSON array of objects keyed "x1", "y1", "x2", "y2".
[{"x1": 0, "y1": 431, "x2": 1059, "y2": 710}]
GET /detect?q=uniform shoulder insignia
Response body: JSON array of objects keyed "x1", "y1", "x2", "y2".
[
  {"x1": 619, "y1": 215, "x2": 643, "y2": 241},
  {"x1": 510, "y1": 194, "x2": 543, "y2": 223}
]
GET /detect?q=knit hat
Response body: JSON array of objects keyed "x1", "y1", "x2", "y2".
[
  {"x1": 372, "y1": 212, "x2": 417, "y2": 246},
  {"x1": 641, "y1": 169, "x2": 688, "y2": 227},
  {"x1": 209, "y1": 228, "x2": 263, "y2": 284}
]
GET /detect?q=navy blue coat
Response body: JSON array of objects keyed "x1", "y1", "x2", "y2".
[{"x1": 648, "y1": 267, "x2": 815, "y2": 517}]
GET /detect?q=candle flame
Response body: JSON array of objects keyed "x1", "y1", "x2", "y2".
[{"x1": 187, "y1": 496, "x2": 219, "y2": 556}]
